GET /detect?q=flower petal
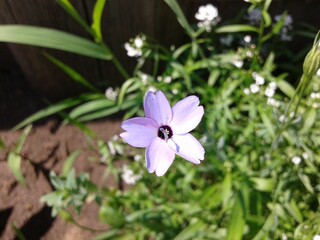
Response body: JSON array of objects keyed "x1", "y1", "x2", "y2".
[
  {"x1": 146, "y1": 137, "x2": 175, "y2": 176},
  {"x1": 144, "y1": 91, "x2": 172, "y2": 125},
  {"x1": 170, "y1": 95, "x2": 204, "y2": 134},
  {"x1": 168, "y1": 133, "x2": 205, "y2": 164},
  {"x1": 120, "y1": 117, "x2": 158, "y2": 148}
]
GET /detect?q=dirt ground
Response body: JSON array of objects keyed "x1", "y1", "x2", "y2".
[{"x1": 0, "y1": 68, "x2": 122, "y2": 239}]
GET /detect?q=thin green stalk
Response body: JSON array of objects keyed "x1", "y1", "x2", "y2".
[
  {"x1": 102, "y1": 44, "x2": 130, "y2": 80},
  {"x1": 61, "y1": 209, "x2": 109, "y2": 232},
  {"x1": 270, "y1": 74, "x2": 309, "y2": 150}
]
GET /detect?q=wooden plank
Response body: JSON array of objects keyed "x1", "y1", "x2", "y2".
[{"x1": 0, "y1": 0, "x2": 102, "y2": 101}]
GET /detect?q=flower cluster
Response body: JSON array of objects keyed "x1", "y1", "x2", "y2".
[
  {"x1": 105, "y1": 87, "x2": 119, "y2": 101},
  {"x1": 275, "y1": 14, "x2": 293, "y2": 41},
  {"x1": 195, "y1": 4, "x2": 220, "y2": 32},
  {"x1": 121, "y1": 164, "x2": 142, "y2": 185},
  {"x1": 124, "y1": 35, "x2": 146, "y2": 57},
  {"x1": 246, "y1": 9, "x2": 261, "y2": 25}
]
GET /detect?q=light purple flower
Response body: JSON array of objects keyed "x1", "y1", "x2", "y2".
[{"x1": 120, "y1": 91, "x2": 205, "y2": 176}]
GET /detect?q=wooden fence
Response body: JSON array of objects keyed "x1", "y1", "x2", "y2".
[{"x1": 0, "y1": 0, "x2": 319, "y2": 100}]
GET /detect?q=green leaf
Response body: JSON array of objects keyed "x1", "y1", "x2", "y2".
[
  {"x1": 0, "y1": 138, "x2": 6, "y2": 149},
  {"x1": 7, "y1": 125, "x2": 32, "y2": 186},
  {"x1": 173, "y1": 220, "x2": 205, "y2": 240},
  {"x1": 284, "y1": 199, "x2": 303, "y2": 223},
  {"x1": 298, "y1": 173, "x2": 314, "y2": 194},
  {"x1": 259, "y1": 107, "x2": 275, "y2": 138},
  {"x1": 94, "y1": 230, "x2": 121, "y2": 240},
  {"x1": 0, "y1": 25, "x2": 112, "y2": 60},
  {"x1": 56, "y1": 0, "x2": 93, "y2": 35},
  {"x1": 117, "y1": 78, "x2": 138, "y2": 106},
  {"x1": 69, "y1": 99, "x2": 115, "y2": 119},
  {"x1": 226, "y1": 193, "x2": 245, "y2": 240},
  {"x1": 250, "y1": 177, "x2": 275, "y2": 192},
  {"x1": 163, "y1": 0, "x2": 194, "y2": 37},
  {"x1": 77, "y1": 105, "x2": 120, "y2": 122},
  {"x1": 13, "y1": 93, "x2": 101, "y2": 130},
  {"x1": 277, "y1": 80, "x2": 295, "y2": 98},
  {"x1": 216, "y1": 25, "x2": 259, "y2": 33},
  {"x1": 91, "y1": 0, "x2": 107, "y2": 42},
  {"x1": 300, "y1": 108, "x2": 317, "y2": 134},
  {"x1": 261, "y1": 10, "x2": 271, "y2": 27},
  {"x1": 252, "y1": 213, "x2": 276, "y2": 240},
  {"x1": 208, "y1": 70, "x2": 220, "y2": 87},
  {"x1": 43, "y1": 53, "x2": 99, "y2": 92},
  {"x1": 99, "y1": 206, "x2": 125, "y2": 228},
  {"x1": 263, "y1": 0, "x2": 272, "y2": 11},
  {"x1": 12, "y1": 223, "x2": 26, "y2": 240},
  {"x1": 61, "y1": 151, "x2": 81, "y2": 177}
]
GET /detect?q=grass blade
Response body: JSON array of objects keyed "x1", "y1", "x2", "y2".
[
  {"x1": 56, "y1": 0, "x2": 93, "y2": 35},
  {"x1": 43, "y1": 52, "x2": 99, "y2": 92},
  {"x1": 61, "y1": 151, "x2": 81, "y2": 177},
  {"x1": 13, "y1": 93, "x2": 102, "y2": 130},
  {"x1": 163, "y1": 0, "x2": 194, "y2": 37},
  {"x1": 0, "y1": 25, "x2": 112, "y2": 60},
  {"x1": 216, "y1": 25, "x2": 259, "y2": 33},
  {"x1": 69, "y1": 99, "x2": 115, "y2": 119},
  {"x1": 91, "y1": 0, "x2": 107, "y2": 42},
  {"x1": 7, "y1": 125, "x2": 32, "y2": 186}
]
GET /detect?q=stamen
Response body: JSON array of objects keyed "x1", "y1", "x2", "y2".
[{"x1": 159, "y1": 127, "x2": 169, "y2": 142}]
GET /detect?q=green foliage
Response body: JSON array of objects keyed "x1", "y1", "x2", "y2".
[
  {"x1": 0, "y1": 25, "x2": 111, "y2": 60},
  {"x1": 40, "y1": 169, "x2": 97, "y2": 217},
  {"x1": 5, "y1": 0, "x2": 320, "y2": 239},
  {"x1": 7, "y1": 125, "x2": 32, "y2": 186}
]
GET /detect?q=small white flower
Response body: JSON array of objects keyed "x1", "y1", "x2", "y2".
[
  {"x1": 134, "y1": 154, "x2": 142, "y2": 162},
  {"x1": 147, "y1": 86, "x2": 157, "y2": 92},
  {"x1": 291, "y1": 156, "x2": 301, "y2": 165},
  {"x1": 124, "y1": 35, "x2": 145, "y2": 57},
  {"x1": 279, "y1": 115, "x2": 286, "y2": 122},
  {"x1": 243, "y1": 88, "x2": 251, "y2": 95},
  {"x1": 246, "y1": 9, "x2": 262, "y2": 25},
  {"x1": 302, "y1": 152, "x2": 309, "y2": 160},
  {"x1": 157, "y1": 76, "x2": 162, "y2": 82},
  {"x1": 134, "y1": 37, "x2": 144, "y2": 48},
  {"x1": 112, "y1": 135, "x2": 119, "y2": 141},
  {"x1": 317, "y1": 68, "x2": 320, "y2": 78},
  {"x1": 246, "y1": 50, "x2": 254, "y2": 58},
  {"x1": 164, "y1": 76, "x2": 172, "y2": 83},
  {"x1": 265, "y1": 87, "x2": 275, "y2": 98},
  {"x1": 232, "y1": 59, "x2": 244, "y2": 68},
  {"x1": 281, "y1": 233, "x2": 288, "y2": 240},
  {"x1": 172, "y1": 89, "x2": 178, "y2": 95},
  {"x1": 108, "y1": 141, "x2": 116, "y2": 156},
  {"x1": 252, "y1": 72, "x2": 265, "y2": 85},
  {"x1": 105, "y1": 87, "x2": 118, "y2": 101},
  {"x1": 267, "y1": 98, "x2": 280, "y2": 107},
  {"x1": 121, "y1": 165, "x2": 142, "y2": 185},
  {"x1": 244, "y1": 35, "x2": 252, "y2": 43},
  {"x1": 313, "y1": 235, "x2": 320, "y2": 240},
  {"x1": 312, "y1": 103, "x2": 320, "y2": 109},
  {"x1": 250, "y1": 83, "x2": 260, "y2": 93},
  {"x1": 195, "y1": 4, "x2": 220, "y2": 31},
  {"x1": 289, "y1": 112, "x2": 295, "y2": 118},
  {"x1": 140, "y1": 73, "x2": 148, "y2": 85},
  {"x1": 269, "y1": 82, "x2": 277, "y2": 89}
]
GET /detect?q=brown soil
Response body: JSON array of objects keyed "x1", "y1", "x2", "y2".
[{"x1": 0, "y1": 69, "x2": 122, "y2": 239}]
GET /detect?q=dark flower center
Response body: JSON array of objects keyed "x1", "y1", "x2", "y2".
[{"x1": 158, "y1": 125, "x2": 173, "y2": 141}]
